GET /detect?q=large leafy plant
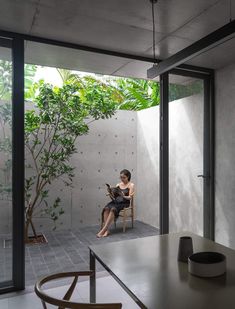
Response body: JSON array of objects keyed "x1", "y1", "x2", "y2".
[
  {"x1": 24, "y1": 79, "x2": 117, "y2": 240},
  {"x1": 115, "y1": 78, "x2": 160, "y2": 110}
]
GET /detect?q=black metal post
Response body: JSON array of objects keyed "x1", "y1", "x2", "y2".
[
  {"x1": 0, "y1": 37, "x2": 12, "y2": 48},
  {"x1": 89, "y1": 250, "x2": 96, "y2": 303},
  {"x1": 150, "y1": 20, "x2": 235, "y2": 77},
  {"x1": 159, "y1": 73, "x2": 169, "y2": 234},
  {"x1": 12, "y1": 37, "x2": 25, "y2": 290},
  {"x1": 203, "y1": 74, "x2": 215, "y2": 240}
]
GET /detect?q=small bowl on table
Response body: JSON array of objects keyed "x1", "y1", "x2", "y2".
[{"x1": 188, "y1": 252, "x2": 226, "y2": 278}]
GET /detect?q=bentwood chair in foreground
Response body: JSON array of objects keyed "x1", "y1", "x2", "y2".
[{"x1": 35, "y1": 271, "x2": 122, "y2": 309}]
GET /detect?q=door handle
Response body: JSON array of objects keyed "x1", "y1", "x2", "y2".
[{"x1": 197, "y1": 175, "x2": 210, "y2": 179}]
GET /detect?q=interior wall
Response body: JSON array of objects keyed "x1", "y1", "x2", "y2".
[{"x1": 215, "y1": 62, "x2": 235, "y2": 248}]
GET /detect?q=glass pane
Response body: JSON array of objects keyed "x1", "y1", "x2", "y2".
[
  {"x1": 0, "y1": 45, "x2": 12, "y2": 284},
  {"x1": 184, "y1": 36, "x2": 235, "y2": 247},
  {"x1": 169, "y1": 74, "x2": 204, "y2": 235}
]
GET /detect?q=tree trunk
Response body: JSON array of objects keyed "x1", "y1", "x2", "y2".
[
  {"x1": 25, "y1": 218, "x2": 30, "y2": 243},
  {"x1": 25, "y1": 212, "x2": 38, "y2": 242}
]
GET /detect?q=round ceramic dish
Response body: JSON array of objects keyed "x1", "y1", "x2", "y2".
[{"x1": 188, "y1": 252, "x2": 226, "y2": 278}]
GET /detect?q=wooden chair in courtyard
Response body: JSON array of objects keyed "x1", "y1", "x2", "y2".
[
  {"x1": 115, "y1": 196, "x2": 134, "y2": 232},
  {"x1": 35, "y1": 271, "x2": 122, "y2": 309},
  {"x1": 101, "y1": 196, "x2": 135, "y2": 233}
]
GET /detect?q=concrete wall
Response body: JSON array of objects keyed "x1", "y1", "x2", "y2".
[
  {"x1": 136, "y1": 107, "x2": 159, "y2": 228},
  {"x1": 71, "y1": 110, "x2": 137, "y2": 229},
  {"x1": 30, "y1": 110, "x2": 137, "y2": 231},
  {"x1": 215, "y1": 62, "x2": 235, "y2": 248},
  {"x1": 169, "y1": 94, "x2": 203, "y2": 235},
  {"x1": 136, "y1": 94, "x2": 203, "y2": 234}
]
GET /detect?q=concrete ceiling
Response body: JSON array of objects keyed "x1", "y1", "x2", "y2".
[
  {"x1": 0, "y1": 0, "x2": 234, "y2": 80},
  {"x1": 185, "y1": 36, "x2": 235, "y2": 69}
]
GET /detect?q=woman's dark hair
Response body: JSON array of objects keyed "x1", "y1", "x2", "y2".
[{"x1": 120, "y1": 169, "x2": 131, "y2": 181}]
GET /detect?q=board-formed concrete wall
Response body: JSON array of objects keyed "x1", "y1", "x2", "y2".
[
  {"x1": 70, "y1": 110, "x2": 137, "y2": 229},
  {"x1": 215, "y1": 62, "x2": 235, "y2": 248},
  {"x1": 30, "y1": 110, "x2": 137, "y2": 231},
  {"x1": 136, "y1": 94, "x2": 204, "y2": 234}
]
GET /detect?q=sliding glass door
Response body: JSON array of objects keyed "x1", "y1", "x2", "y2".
[
  {"x1": 0, "y1": 38, "x2": 13, "y2": 289},
  {"x1": 0, "y1": 37, "x2": 25, "y2": 293},
  {"x1": 159, "y1": 70, "x2": 214, "y2": 239},
  {"x1": 168, "y1": 74, "x2": 204, "y2": 235}
]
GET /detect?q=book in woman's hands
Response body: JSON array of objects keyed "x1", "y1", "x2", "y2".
[{"x1": 106, "y1": 184, "x2": 124, "y2": 201}]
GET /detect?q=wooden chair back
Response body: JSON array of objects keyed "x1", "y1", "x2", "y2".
[
  {"x1": 35, "y1": 271, "x2": 122, "y2": 309},
  {"x1": 117, "y1": 195, "x2": 135, "y2": 232}
]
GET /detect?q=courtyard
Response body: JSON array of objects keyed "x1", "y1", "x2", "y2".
[{"x1": 24, "y1": 221, "x2": 158, "y2": 287}]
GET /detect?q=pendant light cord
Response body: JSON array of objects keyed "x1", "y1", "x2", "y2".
[
  {"x1": 230, "y1": 0, "x2": 232, "y2": 22},
  {"x1": 151, "y1": 0, "x2": 156, "y2": 62}
]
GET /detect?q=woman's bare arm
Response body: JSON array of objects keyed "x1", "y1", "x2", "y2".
[{"x1": 123, "y1": 183, "x2": 135, "y2": 200}]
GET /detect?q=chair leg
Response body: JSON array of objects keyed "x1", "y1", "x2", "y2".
[
  {"x1": 123, "y1": 212, "x2": 126, "y2": 233},
  {"x1": 131, "y1": 213, "x2": 134, "y2": 228},
  {"x1": 114, "y1": 219, "x2": 117, "y2": 229},
  {"x1": 41, "y1": 300, "x2": 47, "y2": 309}
]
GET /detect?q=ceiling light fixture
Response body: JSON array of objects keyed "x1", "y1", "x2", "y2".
[{"x1": 147, "y1": 0, "x2": 158, "y2": 79}]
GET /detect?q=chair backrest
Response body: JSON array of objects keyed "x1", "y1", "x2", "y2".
[{"x1": 35, "y1": 271, "x2": 122, "y2": 309}]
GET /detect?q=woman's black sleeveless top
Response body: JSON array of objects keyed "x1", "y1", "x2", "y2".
[
  {"x1": 118, "y1": 186, "x2": 129, "y2": 196},
  {"x1": 117, "y1": 186, "x2": 130, "y2": 205}
]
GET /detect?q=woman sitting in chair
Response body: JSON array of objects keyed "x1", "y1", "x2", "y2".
[{"x1": 97, "y1": 169, "x2": 135, "y2": 238}]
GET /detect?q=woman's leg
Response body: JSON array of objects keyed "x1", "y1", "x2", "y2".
[
  {"x1": 103, "y1": 208, "x2": 110, "y2": 225},
  {"x1": 99, "y1": 208, "x2": 116, "y2": 236},
  {"x1": 97, "y1": 208, "x2": 110, "y2": 237}
]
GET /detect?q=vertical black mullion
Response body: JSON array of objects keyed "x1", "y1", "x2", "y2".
[
  {"x1": 203, "y1": 74, "x2": 215, "y2": 240},
  {"x1": 12, "y1": 37, "x2": 25, "y2": 290},
  {"x1": 159, "y1": 73, "x2": 169, "y2": 234}
]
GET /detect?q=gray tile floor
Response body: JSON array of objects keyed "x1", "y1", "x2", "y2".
[
  {"x1": 0, "y1": 234, "x2": 12, "y2": 283},
  {"x1": 25, "y1": 221, "x2": 159, "y2": 287}
]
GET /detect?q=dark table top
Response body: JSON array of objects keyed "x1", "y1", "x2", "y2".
[{"x1": 89, "y1": 232, "x2": 235, "y2": 309}]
